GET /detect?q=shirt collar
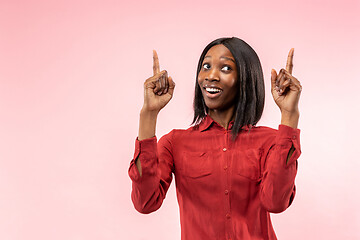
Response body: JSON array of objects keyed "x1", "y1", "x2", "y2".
[
  {"x1": 198, "y1": 115, "x2": 214, "y2": 132},
  {"x1": 198, "y1": 115, "x2": 253, "y2": 132},
  {"x1": 198, "y1": 115, "x2": 235, "y2": 132}
]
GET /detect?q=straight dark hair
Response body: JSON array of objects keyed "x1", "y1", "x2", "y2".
[{"x1": 192, "y1": 37, "x2": 265, "y2": 139}]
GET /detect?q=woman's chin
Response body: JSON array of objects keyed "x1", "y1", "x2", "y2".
[
  {"x1": 204, "y1": 102, "x2": 220, "y2": 111},
  {"x1": 205, "y1": 103, "x2": 235, "y2": 114}
]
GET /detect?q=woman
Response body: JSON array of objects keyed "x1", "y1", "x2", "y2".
[{"x1": 128, "y1": 37, "x2": 302, "y2": 240}]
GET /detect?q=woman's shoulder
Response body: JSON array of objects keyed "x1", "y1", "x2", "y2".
[
  {"x1": 158, "y1": 125, "x2": 199, "y2": 143},
  {"x1": 249, "y1": 125, "x2": 278, "y2": 134},
  {"x1": 243, "y1": 125, "x2": 279, "y2": 144},
  {"x1": 243, "y1": 125, "x2": 284, "y2": 149},
  {"x1": 163, "y1": 125, "x2": 197, "y2": 137}
]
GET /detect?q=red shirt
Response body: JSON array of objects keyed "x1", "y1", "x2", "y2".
[{"x1": 128, "y1": 115, "x2": 301, "y2": 240}]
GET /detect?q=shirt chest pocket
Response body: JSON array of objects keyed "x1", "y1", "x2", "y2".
[
  {"x1": 180, "y1": 151, "x2": 213, "y2": 178},
  {"x1": 232, "y1": 149, "x2": 261, "y2": 181}
]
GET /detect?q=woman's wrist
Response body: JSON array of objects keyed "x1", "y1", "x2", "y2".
[
  {"x1": 138, "y1": 108, "x2": 159, "y2": 141},
  {"x1": 140, "y1": 107, "x2": 160, "y2": 118},
  {"x1": 280, "y1": 110, "x2": 299, "y2": 129}
]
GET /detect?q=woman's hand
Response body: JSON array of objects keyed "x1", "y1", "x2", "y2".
[
  {"x1": 271, "y1": 48, "x2": 302, "y2": 128},
  {"x1": 138, "y1": 50, "x2": 175, "y2": 141},
  {"x1": 142, "y1": 50, "x2": 175, "y2": 113}
]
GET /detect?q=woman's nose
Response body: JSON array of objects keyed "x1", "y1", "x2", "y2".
[{"x1": 205, "y1": 68, "x2": 220, "y2": 82}]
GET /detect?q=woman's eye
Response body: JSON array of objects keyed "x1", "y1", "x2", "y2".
[
  {"x1": 203, "y1": 63, "x2": 210, "y2": 70},
  {"x1": 222, "y1": 66, "x2": 231, "y2": 71}
]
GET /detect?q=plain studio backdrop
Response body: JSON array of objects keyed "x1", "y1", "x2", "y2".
[{"x1": 0, "y1": 0, "x2": 359, "y2": 239}]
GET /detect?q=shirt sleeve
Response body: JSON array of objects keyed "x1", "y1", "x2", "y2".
[
  {"x1": 128, "y1": 131, "x2": 174, "y2": 214},
  {"x1": 259, "y1": 124, "x2": 301, "y2": 213}
]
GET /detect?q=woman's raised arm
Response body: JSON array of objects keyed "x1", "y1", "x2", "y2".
[
  {"x1": 138, "y1": 50, "x2": 175, "y2": 140},
  {"x1": 136, "y1": 50, "x2": 175, "y2": 176},
  {"x1": 271, "y1": 48, "x2": 302, "y2": 129}
]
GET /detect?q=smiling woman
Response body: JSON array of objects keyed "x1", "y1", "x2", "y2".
[
  {"x1": 128, "y1": 37, "x2": 302, "y2": 240},
  {"x1": 197, "y1": 44, "x2": 238, "y2": 120},
  {"x1": 194, "y1": 38, "x2": 265, "y2": 138}
]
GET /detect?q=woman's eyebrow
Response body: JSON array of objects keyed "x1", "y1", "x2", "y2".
[
  {"x1": 220, "y1": 56, "x2": 235, "y2": 63},
  {"x1": 204, "y1": 55, "x2": 235, "y2": 63}
]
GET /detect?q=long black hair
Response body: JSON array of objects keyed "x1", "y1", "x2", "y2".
[{"x1": 192, "y1": 37, "x2": 265, "y2": 139}]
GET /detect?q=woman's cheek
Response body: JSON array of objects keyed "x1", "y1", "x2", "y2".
[{"x1": 197, "y1": 73, "x2": 204, "y2": 84}]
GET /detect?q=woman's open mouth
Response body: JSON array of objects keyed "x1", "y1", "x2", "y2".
[{"x1": 204, "y1": 87, "x2": 223, "y2": 98}]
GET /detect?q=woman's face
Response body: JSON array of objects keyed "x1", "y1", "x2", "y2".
[{"x1": 198, "y1": 44, "x2": 238, "y2": 112}]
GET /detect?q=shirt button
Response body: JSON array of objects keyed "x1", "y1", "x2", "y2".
[
  {"x1": 226, "y1": 213, "x2": 231, "y2": 219},
  {"x1": 224, "y1": 166, "x2": 228, "y2": 170},
  {"x1": 223, "y1": 147, "x2": 227, "y2": 152},
  {"x1": 225, "y1": 190, "x2": 229, "y2": 195},
  {"x1": 292, "y1": 135, "x2": 296, "y2": 140}
]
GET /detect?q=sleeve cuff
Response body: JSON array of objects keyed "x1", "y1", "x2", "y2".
[
  {"x1": 128, "y1": 136, "x2": 158, "y2": 182},
  {"x1": 277, "y1": 125, "x2": 301, "y2": 166},
  {"x1": 277, "y1": 125, "x2": 301, "y2": 150},
  {"x1": 133, "y1": 136, "x2": 158, "y2": 160}
]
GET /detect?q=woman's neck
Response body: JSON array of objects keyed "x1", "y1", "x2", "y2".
[{"x1": 208, "y1": 106, "x2": 235, "y2": 130}]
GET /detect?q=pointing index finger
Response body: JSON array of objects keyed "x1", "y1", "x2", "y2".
[
  {"x1": 286, "y1": 48, "x2": 294, "y2": 74},
  {"x1": 153, "y1": 50, "x2": 160, "y2": 75}
]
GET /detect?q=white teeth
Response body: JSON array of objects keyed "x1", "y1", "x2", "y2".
[{"x1": 206, "y1": 88, "x2": 221, "y2": 93}]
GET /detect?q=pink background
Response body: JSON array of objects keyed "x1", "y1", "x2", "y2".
[{"x1": 0, "y1": 0, "x2": 359, "y2": 239}]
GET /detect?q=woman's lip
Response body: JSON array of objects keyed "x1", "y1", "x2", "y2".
[
  {"x1": 203, "y1": 85, "x2": 222, "y2": 90},
  {"x1": 203, "y1": 87, "x2": 222, "y2": 99}
]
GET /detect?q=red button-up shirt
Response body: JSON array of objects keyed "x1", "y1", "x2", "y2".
[{"x1": 128, "y1": 115, "x2": 301, "y2": 240}]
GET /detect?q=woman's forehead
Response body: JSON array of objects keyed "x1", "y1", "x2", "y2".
[{"x1": 205, "y1": 44, "x2": 234, "y2": 60}]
